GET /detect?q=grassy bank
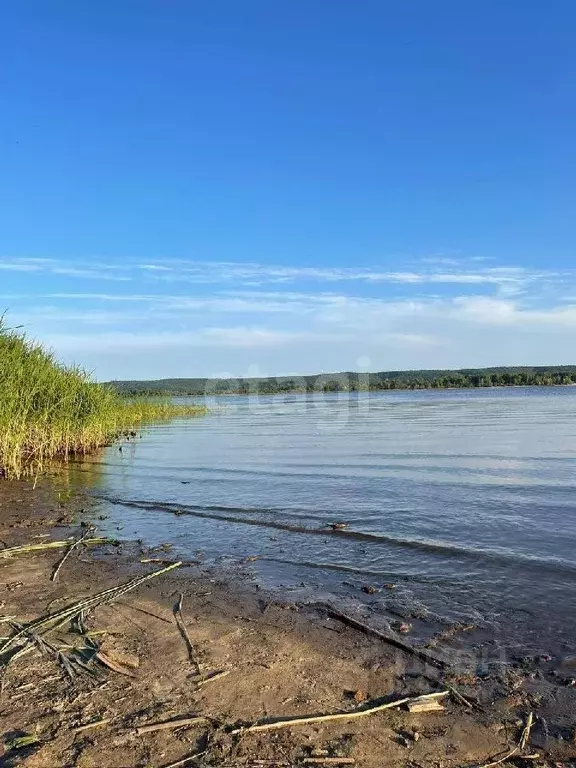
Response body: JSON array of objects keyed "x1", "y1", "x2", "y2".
[{"x1": 0, "y1": 320, "x2": 206, "y2": 478}]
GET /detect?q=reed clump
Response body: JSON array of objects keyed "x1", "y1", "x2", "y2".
[{"x1": 0, "y1": 320, "x2": 206, "y2": 478}]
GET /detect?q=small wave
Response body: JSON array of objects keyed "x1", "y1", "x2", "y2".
[
  {"x1": 96, "y1": 494, "x2": 576, "y2": 578},
  {"x1": 256, "y1": 555, "x2": 450, "y2": 583}
]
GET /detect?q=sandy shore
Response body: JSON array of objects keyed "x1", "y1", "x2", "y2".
[{"x1": 0, "y1": 479, "x2": 575, "y2": 768}]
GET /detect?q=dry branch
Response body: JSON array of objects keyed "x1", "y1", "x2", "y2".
[
  {"x1": 0, "y1": 561, "x2": 182, "y2": 662},
  {"x1": 115, "y1": 601, "x2": 172, "y2": 624},
  {"x1": 519, "y1": 711, "x2": 534, "y2": 750},
  {"x1": 476, "y1": 711, "x2": 535, "y2": 768},
  {"x1": 135, "y1": 715, "x2": 209, "y2": 735},
  {"x1": 447, "y1": 684, "x2": 475, "y2": 709},
  {"x1": 231, "y1": 691, "x2": 449, "y2": 735},
  {"x1": 325, "y1": 605, "x2": 448, "y2": 669},
  {"x1": 0, "y1": 538, "x2": 112, "y2": 559},
  {"x1": 72, "y1": 718, "x2": 111, "y2": 734},
  {"x1": 173, "y1": 592, "x2": 201, "y2": 676},
  {"x1": 196, "y1": 669, "x2": 230, "y2": 687},
  {"x1": 51, "y1": 528, "x2": 94, "y2": 582},
  {"x1": 160, "y1": 749, "x2": 208, "y2": 768},
  {"x1": 95, "y1": 651, "x2": 137, "y2": 677},
  {"x1": 406, "y1": 698, "x2": 445, "y2": 713}
]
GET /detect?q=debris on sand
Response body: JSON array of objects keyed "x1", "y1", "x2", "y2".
[
  {"x1": 0, "y1": 561, "x2": 182, "y2": 671},
  {"x1": 0, "y1": 537, "x2": 113, "y2": 559},
  {"x1": 135, "y1": 715, "x2": 210, "y2": 736},
  {"x1": 406, "y1": 698, "x2": 445, "y2": 713},
  {"x1": 231, "y1": 691, "x2": 450, "y2": 734},
  {"x1": 173, "y1": 591, "x2": 201, "y2": 677},
  {"x1": 325, "y1": 605, "x2": 447, "y2": 669}
]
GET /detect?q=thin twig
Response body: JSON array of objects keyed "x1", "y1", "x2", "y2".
[
  {"x1": 135, "y1": 715, "x2": 209, "y2": 735},
  {"x1": 9, "y1": 620, "x2": 94, "y2": 681},
  {"x1": 72, "y1": 718, "x2": 111, "y2": 734},
  {"x1": 0, "y1": 538, "x2": 112, "y2": 559},
  {"x1": 196, "y1": 669, "x2": 230, "y2": 687},
  {"x1": 51, "y1": 528, "x2": 94, "y2": 582},
  {"x1": 231, "y1": 691, "x2": 449, "y2": 735},
  {"x1": 520, "y1": 711, "x2": 534, "y2": 750},
  {"x1": 447, "y1": 684, "x2": 475, "y2": 709},
  {"x1": 95, "y1": 651, "x2": 137, "y2": 677},
  {"x1": 1, "y1": 561, "x2": 182, "y2": 658},
  {"x1": 173, "y1": 593, "x2": 201, "y2": 676},
  {"x1": 115, "y1": 601, "x2": 172, "y2": 624},
  {"x1": 140, "y1": 558, "x2": 200, "y2": 567},
  {"x1": 325, "y1": 605, "x2": 447, "y2": 669},
  {"x1": 476, "y1": 711, "x2": 534, "y2": 768},
  {"x1": 160, "y1": 749, "x2": 208, "y2": 768}
]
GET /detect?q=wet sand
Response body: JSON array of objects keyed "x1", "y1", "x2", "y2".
[{"x1": 1, "y1": 480, "x2": 575, "y2": 767}]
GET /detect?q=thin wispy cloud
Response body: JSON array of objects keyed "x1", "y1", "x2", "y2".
[
  {"x1": 47, "y1": 326, "x2": 340, "y2": 351},
  {"x1": 141, "y1": 260, "x2": 541, "y2": 287},
  {"x1": 51, "y1": 267, "x2": 133, "y2": 282},
  {"x1": 3, "y1": 255, "x2": 576, "y2": 378},
  {"x1": 0, "y1": 262, "x2": 43, "y2": 272},
  {"x1": 0, "y1": 256, "x2": 564, "y2": 289}
]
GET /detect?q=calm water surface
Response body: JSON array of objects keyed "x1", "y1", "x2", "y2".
[{"x1": 73, "y1": 388, "x2": 576, "y2": 658}]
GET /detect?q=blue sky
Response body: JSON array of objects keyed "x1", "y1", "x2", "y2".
[{"x1": 1, "y1": 1, "x2": 575, "y2": 380}]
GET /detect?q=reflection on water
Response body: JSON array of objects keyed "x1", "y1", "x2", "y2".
[{"x1": 67, "y1": 387, "x2": 576, "y2": 657}]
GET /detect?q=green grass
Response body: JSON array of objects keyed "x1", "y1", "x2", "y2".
[{"x1": 0, "y1": 319, "x2": 206, "y2": 478}]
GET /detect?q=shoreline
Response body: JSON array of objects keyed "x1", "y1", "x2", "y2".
[
  {"x1": 1, "y1": 480, "x2": 575, "y2": 767},
  {"x1": 117, "y1": 383, "x2": 576, "y2": 399}
]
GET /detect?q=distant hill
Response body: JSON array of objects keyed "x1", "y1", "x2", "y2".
[{"x1": 108, "y1": 366, "x2": 576, "y2": 395}]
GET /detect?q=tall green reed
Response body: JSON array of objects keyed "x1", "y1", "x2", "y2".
[{"x1": 0, "y1": 319, "x2": 205, "y2": 478}]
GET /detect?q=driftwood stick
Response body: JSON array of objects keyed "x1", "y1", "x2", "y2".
[
  {"x1": 302, "y1": 760, "x2": 356, "y2": 765},
  {"x1": 325, "y1": 605, "x2": 447, "y2": 669},
  {"x1": 173, "y1": 593, "x2": 201, "y2": 676},
  {"x1": 135, "y1": 715, "x2": 209, "y2": 735},
  {"x1": 72, "y1": 718, "x2": 111, "y2": 733},
  {"x1": 51, "y1": 528, "x2": 94, "y2": 582},
  {"x1": 231, "y1": 691, "x2": 449, "y2": 735},
  {"x1": 196, "y1": 669, "x2": 230, "y2": 687},
  {"x1": 1, "y1": 561, "x2": 182, "y2": 658},
  {"x1": 160, "y1": 749, "x2": 208, "y2": 768},
  {"x1": 95, "y1": 651, "x2": 137, "y2": 677},
  {"x1": 520, "y1": 711, "x2": 534, "y2": 750},
  {"x1": 407, "y1": 698, "x2": 445, "y2": 713},
  {"x1": 115, "y1": 601, "x2": 172, "y2": 624},
  {"x1": 447, "y1": 684, "x2": 474, "y2": 709},
  {"x1": 0, "y1": 538, "x2": 112, "y2": 559},
  {"x1": 477, "y1": 711, "x2": 534, "y2": 768},
  {"x1": 477, "y1": 747, "x2": 520, "y2": 768}
]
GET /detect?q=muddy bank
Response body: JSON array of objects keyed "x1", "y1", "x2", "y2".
[{"x1": 1, "y1": 481, "x2": 575, "y2": 768}]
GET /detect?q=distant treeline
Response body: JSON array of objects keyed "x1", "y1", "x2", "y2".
[{"x1": 109, "y1": 366, "x2": 576, "y2": 396}]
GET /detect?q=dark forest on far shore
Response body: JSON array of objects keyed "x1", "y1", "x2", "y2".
[{"x1": 110, "y1": 366, "x2": 576, "y2": 396}]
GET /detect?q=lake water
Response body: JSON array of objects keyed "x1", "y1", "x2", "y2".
[{"x1": 72, "y1": 387, "x2": 576, "y2": 661}]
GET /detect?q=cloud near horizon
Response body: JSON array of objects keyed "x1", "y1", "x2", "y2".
[{"x1": 1, "y1": 256, "x2": 575, "y2": 379}]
